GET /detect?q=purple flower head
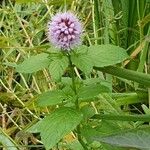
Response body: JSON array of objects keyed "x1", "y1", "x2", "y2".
[{"x1": 47, "y1": 12, "x2": 82, "y2": 50}]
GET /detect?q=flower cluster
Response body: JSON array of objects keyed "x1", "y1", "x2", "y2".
[{"x1": 47, "y1": 12, "x2": 82, "y2": 50}]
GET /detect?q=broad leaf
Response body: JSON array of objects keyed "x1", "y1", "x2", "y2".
[
  {"x1": 94, "y1": 127, "x2": 150, "y2": 149},
  {"x1": 48, "y1": 53, "x2": 68, "y2": 81},
  {"x1": 89, "y1": 44, "x2": 128, "y2": 67},
  {"x1": 78, "y1": 84, "x2": 110, "y2": 102},
  {"x1": 16, "y1": 53, "x2": 49, "y2": 73},
  {"x1": 28, "y1": 107, "x2": 83, "y2": 150},
  {"x1": 37, "y1": 90, "x2": 65, "y2": 107}
]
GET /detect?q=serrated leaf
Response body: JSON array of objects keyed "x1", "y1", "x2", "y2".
[
  {"x1": 48, "y1": 54, "x2": 68, "y2": 81},
  {"x1": 94, "y1": 127, "x2": 150, "y2": 149},
  {"x1": 16, "y1": 53, "x2": 49, "y2": 73},
  {"x1": 71, "y1": 46, "x2": 93, "y2": 74},
  {"x1": 28, "y1": 107, "x2": 83, "y2": 150},
  {"x1": 89, "y1": 44, "x2": 128, "y2": 67},
  {"x1": 37, "y1": 90, "x2": 65, "y2": 107},
  {"x1": 78, "y1": 84, "x2": 110, "y2": 102}
]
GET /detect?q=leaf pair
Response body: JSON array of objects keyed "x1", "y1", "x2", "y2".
[
  {"x1": 36, "y1": 80, "x2": 111, "y2": 107},
  {"x1": 15, "y1": 44, "x2": 129, "y2": 80}
]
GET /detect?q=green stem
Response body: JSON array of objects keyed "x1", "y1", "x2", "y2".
[
  {"x1": 94, "y1": 0, "x2": 101, "y2": 44},
  {"x1": 67, "y1": 53, "x2": 79, "y2": 109},
  {"x1": 77, "y1": 125, "x2": 89, "y2": 150},
  {"x1": 94, "y1": 66, "x2": 150, "y2": 87},
  {"x1": 92, "y1": 114, "x2": 150, "y2": 122},
  {"x1": 67, "y1": 53, "x2": 88, "y2": 150}
]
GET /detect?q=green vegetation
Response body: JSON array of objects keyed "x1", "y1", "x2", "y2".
[{"x1": 0, "y1": 0, "x2": 150, "y2": 150}]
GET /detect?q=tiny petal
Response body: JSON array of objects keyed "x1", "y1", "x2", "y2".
[
  {"x1": 70, "y1": 23, "x2": 75, "y2": 28},
  {"x1": 47, "y1": 12, "x2": 82, "y2": 50},
  {"x1": 68, "y1": 35, "x2": 72, "y2": 40},
  {"x1": 62, "y1": 27, "x2": 67, "y2": 31},
  {"x1": 64, "y1": 30, "x2": 69, "y2": 34},
  {"x1": 56, "y1": 30, "x2": 61, "y2": 34},
  {"x1": 71, "y1": 35, "x2": 75, "y2": 39},
  {"x1": 68, "y1": 28, "x2": 73, "y2": 33},
  {"x1": 63, "y1": 36, "x2": 68, "y2": 42}
]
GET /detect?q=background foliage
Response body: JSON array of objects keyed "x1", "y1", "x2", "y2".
[{"x1": 0, "y1": 0, "x2": 150, "y2": 150}]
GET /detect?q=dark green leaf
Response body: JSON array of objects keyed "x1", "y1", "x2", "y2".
[
  {"x1": 28, "y1": 107, "x2": 83, "y2": 150},
  {"x1": 16, "y1": 53, "x2": 49, "y2": 73},
  {"x1": 81, "y1": 122, "x2": 123, "y2": 150},
  {"x1": 94, "y1": 128, "x2": 150, "y2": 149}
]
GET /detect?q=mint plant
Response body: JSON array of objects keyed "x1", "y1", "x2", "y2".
[{"x1": 15, "y1": 12, "x2": 129, "y2": 150}]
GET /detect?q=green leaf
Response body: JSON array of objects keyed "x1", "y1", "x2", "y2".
[
  {"x1": 16, "y1": 53, "x2": 49, "y2": 73},
  {"x1": 94, "y1": 127, "x2": 150, "y2": 149},
  {"x1": 78, "y1": 84, "x2": 110, "y2": 102},
  {"x1": 71, "y1": 46, "x2": 93, "y2": 74},
  {"x1": 28, "y1": 107, "x2": 83, "y2": 150},
  {"x1": 37, "y1": 90, "x2": 65, "y2": 107},
  {"x1": 71, "y1": 45, "x2": 128, "y2": 74},
  {"x1": 48, "y1": 53, "x2": 68, "y2": 81},
  {"x1": 89, "y1": 44, "x2": 128, "y2": 67}
]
